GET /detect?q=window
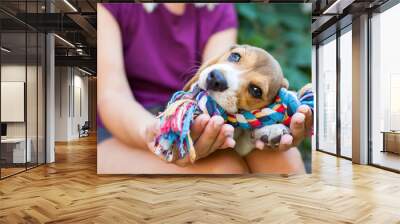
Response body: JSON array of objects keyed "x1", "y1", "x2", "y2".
[
  {"x1": 370, "y1": 3, "x2": 400, "y2": 171},
  {"x1": 0, "y1": 1, "x2": 46, "y2": 179},
  {"x1": 339, "y1": 28, "x2": 352, "y2": 158},
  {"x1": 317, "y1": 36, "x2": 337, "y2": 154}
]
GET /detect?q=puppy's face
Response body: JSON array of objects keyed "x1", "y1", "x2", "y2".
[{"x1": 184, "y1": 45, "x2": 288, "y2": 113}]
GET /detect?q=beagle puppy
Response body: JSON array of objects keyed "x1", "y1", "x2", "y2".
[{"x1": 184, "y1": 45, "x2": 291, "y2": 156}]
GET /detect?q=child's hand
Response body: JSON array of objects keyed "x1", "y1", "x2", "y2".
[
  {"x1": 144, "y1": 114, "x2": 235, "y2": 166},
  {"x1": 189, "y1": 114, "x2": 235, "y2": 161},
  {"x1": 255, "y1": 105, "x2": 313, "y2": 151}
]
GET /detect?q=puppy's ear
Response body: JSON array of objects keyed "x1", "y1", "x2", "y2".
[
  {"x1": 230, "y1": 44, "x2": 240, "y2": 50},
  {"x1": 183, "y1": 52, "x2": 223, "y2": 91},
  {"x1": 282, "y1": 78, "x2": 289, "y2": 89}
]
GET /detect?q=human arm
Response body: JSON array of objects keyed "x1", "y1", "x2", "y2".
[
  {"x1": 98, "y1": 4, "x2": 237, "y2": 165},
  {"x1": 98, "y1": 4, "x2": 154, "y2": 150}
]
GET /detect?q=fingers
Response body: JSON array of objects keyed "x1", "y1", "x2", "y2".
[
  {"x1": 145, "y1": 120, "x2": 160, "y2": 150},
  {"x1": 278, "y1": 134, "x2": 293, "y2": 151},
  {"x1": 191, "y1": 114, "x2": 210, "y2": 141},
  {"x1": 253, "y1": 106, "x2": 312, "y2": 152},
  {"x1": 298, "y1": 105, "x2": 313, "y2": 134},
  {"x1": 290, "y1": 112, "x2": 306, "y2": 146},
  {"x1": 145, "y1": 120, "x2": 167, "y2": 160},
  {"x1": 193, "y1": 116, "x2": 224, "y2": 159},
  {"x1": 146, "y1": 119, "x2": 160, "y2": 139},
  {"x1": 270, "y1": 106, "x2": 311, "y2": 151},
  {"x1": 255, "y1": 133, "x2": 292, "y2": 151},
  {"x1": 212, "y1": 124, "x2": 235, "y2": 150},
  {"x1": 255, "y1": 140, "x2": 264, "y2": 150},
  {"x1": 220, "y1": 138, "x2": 236, "y2": 149},
  {"x1": 174, "y1": 156, "x2": 190, "y2": 167}
]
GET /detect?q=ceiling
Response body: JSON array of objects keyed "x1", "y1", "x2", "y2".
[
  {"x1": 0, "y1": 0, "x2": 394, "y2": 73},
  {"x1": 311, "y1": 0, "x2": 391, "y2": 43},
  {"x1": 0, "y1": 0, "x2": 97, "y2": 74}
]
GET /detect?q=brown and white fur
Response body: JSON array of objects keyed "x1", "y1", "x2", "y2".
[{"x1": 183, "y1": 45, "x2": 290, "y2": 156}]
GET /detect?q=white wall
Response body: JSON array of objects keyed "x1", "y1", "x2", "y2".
[
  {"x1": 55, "y1": 66, "x2": 70, "y2": 141},
  {"x1": 72, "y1": 73, "x2": 89, "y2": 138},
  {"x1": 54, "y1": 67, "x2": 89, "y2": 141}
]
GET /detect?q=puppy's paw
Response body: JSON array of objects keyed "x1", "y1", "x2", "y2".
[{"x1": 253, "y1": 124, "x2": 290, "y2": 149}]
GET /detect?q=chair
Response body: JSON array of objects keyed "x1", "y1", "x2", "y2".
[{"x1": 79, "y1": 121, "x2": 90, "y2": 138}]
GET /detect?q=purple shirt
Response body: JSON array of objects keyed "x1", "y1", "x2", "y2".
[{"x1": 102, "y1": 3, "x2": 237, "y2": 107}]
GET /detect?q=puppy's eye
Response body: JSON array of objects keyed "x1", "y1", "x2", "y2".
[
  {"x1": 228, "y1": 52, "x2": 241, "y2": 63},
  {"x1": 248, "y1": 84, "x2": 263, "y2": 98}
]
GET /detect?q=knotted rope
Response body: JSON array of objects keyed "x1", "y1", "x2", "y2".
[{"x1": 154, "y1": 86, "x2": 314, "y2": 163}]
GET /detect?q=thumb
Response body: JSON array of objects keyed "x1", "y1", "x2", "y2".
[{"x1": 145, "y1": 119, "x2": 161, "y2": 142}]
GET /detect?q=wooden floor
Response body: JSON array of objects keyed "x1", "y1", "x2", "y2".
[
  {"x1": 1, "y1": 167, "x2": 26, "y2": 178},
  {"x1": 373, "y1": 150, "x2": 400, "y2": 171},
  {"x1": 1, "y1": 135, "x2": 400, "y2": 223}
]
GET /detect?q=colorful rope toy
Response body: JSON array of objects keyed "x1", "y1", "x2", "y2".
[{"x1": 154, "y1": 85, "x2": 314, "y2": 163}]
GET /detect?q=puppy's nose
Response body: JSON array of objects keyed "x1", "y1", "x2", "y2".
[{"x1": 206, "y1": 69, "x2": 228, "y2": 91}]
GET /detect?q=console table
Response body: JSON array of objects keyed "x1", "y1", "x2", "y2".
[{"x1": 381, "y1": 131, "x2": 400, "y2": 154}]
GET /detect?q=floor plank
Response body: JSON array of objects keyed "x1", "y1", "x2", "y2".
[{"x1": 0, "y1": 135, "x2": 399, "y2": 223}]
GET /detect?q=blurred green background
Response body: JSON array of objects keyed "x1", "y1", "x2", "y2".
[
  {"x1": 235, "y1": 3, "x2": 312, "y2": 172},
  {"x1": 236, "y1": 3, "x2": 312, "y2": 91}
]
